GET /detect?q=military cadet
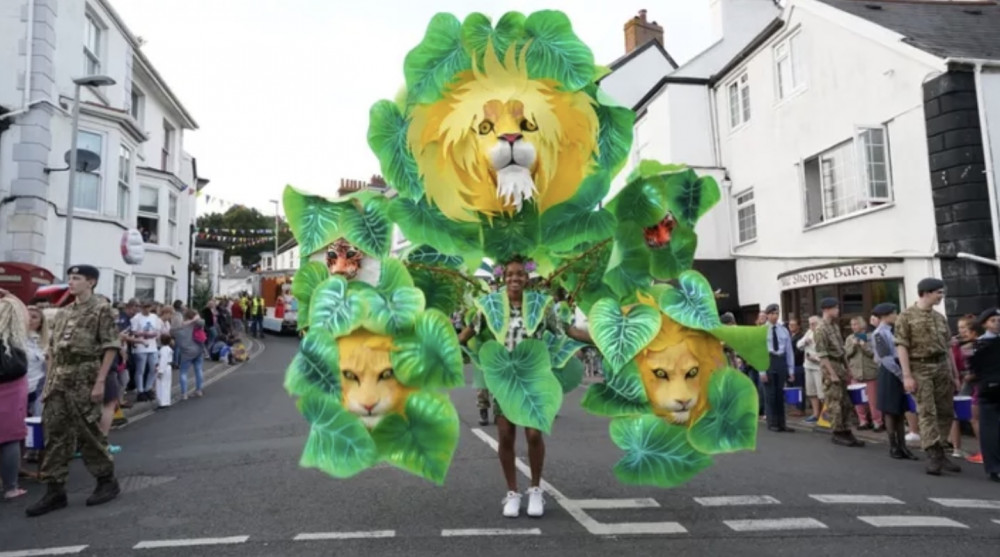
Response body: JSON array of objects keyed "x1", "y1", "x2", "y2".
[
  {"x1": 762, "y1": 303, "x2": 796, "y2": 433},
  {"x1": 26, "y1": 265, "x2": 122, "y2": 517},
  {"x1": 813, "y1": 297, "x2": 865, "y2": 447},
  {"x1": 871, "y1": 303, "x2": 919, "y2": 460},
  {"x1": 895, "y1": 277, "x2": 962, "y2": 476}
]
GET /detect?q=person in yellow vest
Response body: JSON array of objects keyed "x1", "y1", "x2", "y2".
[{"x1": 249, "y1": 296, "x2": 265, "y2": 339}]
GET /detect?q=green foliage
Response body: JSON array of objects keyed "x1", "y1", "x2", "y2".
[
  {"x1": 298, "y1": 392, "x2": 377, "y2": 479},
  {"x1": 554, "y1": 357, "x2": 585, "y2": 394},
  {"x1": 461, "y1": 12, "x2": 526, "y2": 67},
  {"x1": 657, "y1": 270, "x2": 722, "y2": 331},
  {"x1": 388, "y1": 197, "x2": 481, "y2": 259},
  {"x1": 292, "y1": 262, "x2": 328, "y2": 330},
  {"x1": 479, "y1": 339, "x2": 562, "y2": 433},
  {"x1": 610, "y1": 415, "x2": 712, "y2": 487},
  {"x1": 521, "y1": 291, "x2": 553, "y2": 337},
  {"x1": 391, "y1": 309, "x2": 465, "y2": 390},
  {"x1": 687, "y1": 368, "x2": 759, "y2": 455},
  {"x1": 196, "y1": 205, "x2": 294, "y2": 267},
  {"x1": 474, "y1": 290, "x2": 511, "y2": 343},
  {"x1": 480, "y1": 204, "x2": 541, "y2": 263},
  {"x1": 404, "y1": 13, "x2": 471, "y2": 106},
  {"x1": 522, "y1": 10, "x2": 595, "y2": 91},
  {"x1": 367, "y1": 100, "x2": 423, "y2": 199},
  {"x1": 588, "y1": 298, "x2": 661, "y2": 373},
  {"x1": 665, "y1": 170, "x2": 721, "y2": 230},
  {"x1": 309, "y1": 276, "x2": 365, "y2": 338},
  {"x1": 284, "y1": 329, "x2": 340, "y2": 398},
  {"x1": 581, "y1": 360, "x2": 652, "y2": 417},
  {"x1": 340, "y1": 194, "x2": 393, "y2": 259},
  {"x1": 282, "y1": 186, "x2": 342, "y2": 258},
  {"x1": 708, "y1": 325, "x2": 770, "y2": 371},
  {"x1": 371, "y1": 391, "x2": 460, "y2": 485}
]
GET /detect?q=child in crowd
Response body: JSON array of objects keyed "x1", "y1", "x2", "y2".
[{"x1": 155, "y1": 334, "x2": 174, "y2": 410}]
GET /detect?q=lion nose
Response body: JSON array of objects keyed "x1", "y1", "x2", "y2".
[
  {"x1": 362, "y1": 403, "x2": 376, "y2": 413},
  {"x1": 500, "y1": 133, "x2": 522, "y2": 145},
  {"x1": 675, "y1": 399, "x2": 692, "y2": 409}
]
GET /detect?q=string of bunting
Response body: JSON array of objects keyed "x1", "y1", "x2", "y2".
[
  {"x1": 196, "y1": 233, "x2": 276, "y2": 246},
  {"x1": 199, "y1": 227, "x2": 286, "y2": 235}
]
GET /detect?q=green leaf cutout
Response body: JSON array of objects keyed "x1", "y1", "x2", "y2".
[
  {"x1": 367, "y1": 100, "x2": 423, "y2": 199},
  {"x1": 707, "y1": 325, "x2": 769, "y2": 371},
  {"x1": 522, "y1": 291, "x2": 553, "y2": 337},
  {"x1": 610, "y1": 415, "x2": 713, "y2": 488},
  {"x1": 406, "y1": 245, "x2": 464, "y2": 268},
  {"x1": 480, "y1": 204, "x2": 540, "y2": 263},
  {"x1": 285, "y1": 329, "x2": 340, "y2": 398},
  {"x1": 602, "y1": 223, "x2": 653, "y2": 299},
  {"x1": 410, "y1": 267, "x2": 463, "y2": 317},
  {"x1": 340, "y1": 194, "x2": 392, "y2": 259},
  {"x1": 391, "y1": 309, "x2": 465, "y2": 390},
  {"x1": 607, "y1": 171, "x2": 673, "y2": 229},
  {"x1": 687, "y1": 368, "x2": 759, "y2": 454},
  {"x1": 594, "y1": 87, "x2": 635, "y2": 178},
  {"x1": 624, "y1": 159, "x2": 687, "y2": 186},
  {"x1": 309, "y1": 276, "x2": 364, "y2": 337},
  {"x1": 389, "y1": 197, "x2": 481, "y2": 258},
  {"x1": 283, "y1": 185, "x2": 342, "y2": 257},
  {"x1": 649, "y1": 224, "x2": 698, "y2": 282},
  {"x1": 371, "y1": 391, "x2": 460, "y2": 485},
  {"x1": 542, "y1": 330, "x2": 587, "y2": 368},
  {"x1": 588, "y1": 298, "x2": 660, "y2": 373},
  {"x1": 360, "y1": 287, "x2": 425, "y2": 336},
  {"x1": 291, "y1": 262, "x2": 329, "y2": 330},
  {"x1": 461, "y1": 12, "x2": 526, "y2": 67},
  {"x1": 541, "y1": 172, "x2": 616, "y2": 253},
  {"x1": 582, "y1": 360, "x2": 652, "y2": 417},
  {"x1": 474, "y1": 290, "x2": 510, "y2": 343},
  {"x1": 298, "y1": 392, "x2": 378, "y2": 479},
  {"x1": 480, "y1": 339, "x2": 562, "y2": 433},
  {"x1": 522, "y1": 10, "x2": 595, "y2": 91},
  {"x1": 658, "y1": 270, "x2": 721, "y2": 331},
  {"x1": 665, "y1": 170, "x2": 721, "y2": 229},
  {"x1": 404, "y1": 13, "x2": 471, "y2": 105},
  {"x1": 554, "y1": 357, "x2": 585, "y2": 394}
]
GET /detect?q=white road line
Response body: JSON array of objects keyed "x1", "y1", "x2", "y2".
[
  {"x1": 929, "y1": 498, "x2": 1000, "y2": 510},
  {"x1": 809, "y1": 494, "x2": 904, "y2": 505},
  {"x1": 441, "y1": 528, "x2": 541, "y2": 537},
  {"x1": 993, "y1": 519, "x2": 1000, "y2": 526},
  {"x1": 470, "y1": 428, "x2": 687, "y2": 536},
  {"x1": 723, "y1": 518, "x2": 828, "y2": 532},
  {"x1": 0, "y1": 547, "x2": 88, "y2": 557},
  {"x1": 133, "y1": 536, "x2": 250, "y2": 549},
  {"x1": 694, "y1": 495, "x2": 780, "y2": 507},
  {"x1": 858, "y1": 516, "x2": 968, "y2": 528},
  {"x1": 293, "y1": 531, "x2": 395, "y2": 541},
  {"x1": 573, "y1": 498, "x2": 660, "y2": 509}
]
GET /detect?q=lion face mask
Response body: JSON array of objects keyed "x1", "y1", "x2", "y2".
[{"x1": 326, "y1": 238, "x2": 363, "y2": 278}]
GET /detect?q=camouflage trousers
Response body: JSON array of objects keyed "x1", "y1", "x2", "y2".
[
  {"x1": 476, "y1": 389, "x2": 491, "y2": 410},
  {"x1": 822, "y1": 364, "x2": 855, "y2": 432},
  {"x1": 40, "y1": 387, "x2": 115, "y2": 485},
  {"x1": 912, "y1": 360, "x2": 955, "y2": 450}
]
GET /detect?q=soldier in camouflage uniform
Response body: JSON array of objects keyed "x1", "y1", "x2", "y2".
[
  {"x1": 26, "y1": 265, "x2": 122, "y2": 517},
  {"x1": 813, "y1": 297, "x2": 865, "y2": 447},
  {"x1": 895, "y1": 277, "x2": 962, "y2": 476}
]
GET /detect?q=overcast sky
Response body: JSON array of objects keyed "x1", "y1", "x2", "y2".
[{"x1": 112, "y1": 0, "x2": 714, "y2": 216}]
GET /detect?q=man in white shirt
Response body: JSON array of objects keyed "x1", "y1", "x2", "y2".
[{"x1": 129, "y1": 301, "x2": 162, "y2": 401}]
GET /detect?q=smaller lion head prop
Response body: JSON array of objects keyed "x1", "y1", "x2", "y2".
[{"x1": 326, "y1": 238, "x2": 364, "y2": 279}]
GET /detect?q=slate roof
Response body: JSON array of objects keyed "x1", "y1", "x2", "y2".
[{"x1": 818, "y1": 0, "x2": 1000, "y2": 60}]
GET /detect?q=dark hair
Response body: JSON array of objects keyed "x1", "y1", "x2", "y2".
[
  {"x1": 502, "y1": 254, "x2": 527, "y2": 267},
  {"x1": 958, "y1": 314, "x2": 983, "y2": 336},
  {"x1": 160, "y1": 333, "x2": 174, "y2": 346}
]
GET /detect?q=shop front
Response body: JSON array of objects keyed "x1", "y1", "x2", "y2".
[{"x1": 779, "y1": 259, "x2": 905, "y2": 333}]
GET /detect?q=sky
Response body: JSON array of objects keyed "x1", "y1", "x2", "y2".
[{"x1": 111, "y1": 0, "x2": 714, "y2": 216}]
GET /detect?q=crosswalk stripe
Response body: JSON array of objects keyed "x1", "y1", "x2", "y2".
[
  {"x1": 293, "y1": 531, "x2": 395, "y2": 541},
  {"x1": 0, "y1": 547, "x2": 88, "y2": 557},
  {"x1": 858, "y1": 516, "x2": 968, "y2": 528},
  {"x1": 588, "y1": 522, "x2": 688, "y2": 535},
  {"x1": 809, "y1": 495, "x2": 904, "y2": 504},
  {"x1": 134, "y1": 536, "x2": 249, "y2": 549},
  {"x1": 929, "y1": 498, "x2": 1000, "y2": 510},
  {"x1": 441, "y1": 529, "x2": 541, "y2": 537},
  {"x1": 723, "y1": 518, "x2": 827, "y2": 532},
  {"x1": 573, "y1": 498, "x2": 660, "y2": 509},
  {"x1": 694, "y1": 495, "x2": 780, "y2": 507}
]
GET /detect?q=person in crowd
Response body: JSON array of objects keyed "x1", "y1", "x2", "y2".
[
  {"x1": 762, "y1": 303, "x2": 795, "y2": 433},
  {"x1": 115, "y1": 300, "x2": 137, "y2": 406},
  {"x1": 895, "y1": 277, "x2": 961, "y2": 476},
  {"x1": 798, "y1": 316, "x2": 824, "y2": 423},
  {"x1": 250, "y1": 294, "x2": 266, "y2": 339},
  {"x1": 230, "y1": 296, "x2": 244, "y2": 335},
  {"x1": 25, "y1": 306, "x2": 47, "y2": 418},
  {"x1": 788, "y1": 318, "x2": 807, "y2": 414},
  {"x1": 0, "y1": 291, "x2": 29, "y2": 501},
  {"x1": 872, "y1": 303, "x2": 918, "y2": 460},
  {"x1": 176, "y1": 309, "x2": 206, "y2": 400},
  {"x1": 814, "y1": 297, "x2": 864, "y2": 447},
  {"x1": 155, "y1": 334, "x2": 174, "y2": 410},
  {"x1": 201, "y1": 300, "x2": 219, "y2": 350},
  {"x1": 969, "y1": 307, "x2": 1000, "y2": 482},
  {"x1": 26, "y1": 265, "x2": 121, "y2": 517},
  {"x1": 159, "y1": 306, "x2": 176, "y2": 336},
  {"x1": 129, "y1": 301, "x2": 162, "y2": 402},
  {"x1": 846, "y1": 316, "x2": 882, "y2": 431},
  {"x1": 952, "y1": 315, "x2": 983, "y2": 463},
  {"x1": 171, "y1": 300, "x2": 185, "y2": 328}
]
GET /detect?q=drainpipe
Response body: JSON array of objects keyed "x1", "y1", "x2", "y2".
[{"x1": 0, "y1": 0, "x2": 35, "y2": 122}]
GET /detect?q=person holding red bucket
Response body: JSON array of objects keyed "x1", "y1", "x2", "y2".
[
  {"x1": 846, "y1": 316, "x2": 882, "y2": 431},
  {"x1": 968, "y1": 307, "x2": 1000, "y2": 482},
  {"x1": 951, "y1": 315, "x2": 983, "y2": 464},
  {"x1": 872, "y1": 303, "x2": 918, "y2": 460}
]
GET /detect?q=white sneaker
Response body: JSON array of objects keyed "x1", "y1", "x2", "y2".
[
  {"x1": 502, "y1": 491, "x2": 521, "y2": 518},
  {"x1": 905, "y1": 432, "x2": 920, "y2": 443},
  {"x1": 526, "y1": 486, "x2": 545, "y2": 518}
]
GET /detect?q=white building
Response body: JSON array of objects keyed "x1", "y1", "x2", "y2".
[
  {"x1": 0, "y1": 0, "x2": 203, "y2": 303},
  {"x1": 602, "y1": 0, "x2": 1000, "y2": 326},
  {"x1": 193, "y1": 246, "x2": 223, "y2": 297}
]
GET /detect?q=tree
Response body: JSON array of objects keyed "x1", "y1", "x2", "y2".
[{"x1": 196, "y1": 205, "x2": 294, "y2": 266}]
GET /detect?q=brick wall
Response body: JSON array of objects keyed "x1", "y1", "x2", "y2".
[{"x1": 923, "y1": 70, "x2": 999, "y2": 327}]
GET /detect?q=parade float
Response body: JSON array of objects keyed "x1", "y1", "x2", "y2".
[{"x1": 283, "y1": 10, "x2": 770, "y2": 487}]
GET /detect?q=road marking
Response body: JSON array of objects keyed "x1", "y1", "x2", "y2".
[
  {"x1": 0, "y1": 547, "x2": 88, "y2": 557},
  {"x1": 133, "y1": 536, "x2": 250, "y2": 549},
  {"x1": 694, "y1": 495, "x2": 780, "y2": 507},
  {"x1": 293, "y1": 531, "x2": 395, "y2": 541},
  {"x1": 574, "y1": 498, "x2": 660, "y2": 509},
  {"x1": 858, "y1": 516, "x2": 968, "y2": 528},
  {"x1": 809, "y1": 494, "x2": 904, "y2": 504},
  {"x1": 723, "y1": 518, "x2": 827, "y2": 532},
  {"x1": 993, "y1": 519, "x2": 1000, "y2": 526},
  {"x1": 929, "y1": 498, "x2": 1000, "y2": 510},
  {"x1": 441, "y1": 528, "x2": 541, "y2": 537},
  {"x1": 470, "y1": 428, "x2": 686, "y2": 536}
]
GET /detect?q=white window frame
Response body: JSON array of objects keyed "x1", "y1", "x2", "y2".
[
  {"x1": 162, "y1": 120, "x2": 175, "y2": 172},
  {"x1": 137, "y1": 185, "x2": 160, "y2": 244},
  {"x1": 728, "y1": 72, "x2": 751, "y2": 130},
  {"x1": 856, "y1": 125, "x2": 893, "y2": 203},
  {"x1": 774, "y1": 31, "x2": 805, "y2": 100},
  {"x1": 163, "y1": 279, "x2": 175, "y2": 304},
  {"x1": 733, "y1": 187, "x2": 758, "y2": 245},
  {"x1": 74, "y1": 130, "x2": 103, "y2": 212},
  {"x1": 83, "y1": 12, "x2": 102, "y2": 75},
  {"x1": 113, "y1": 273, "x2": 126, "y2": 303},
  {"x1": 168, "y1": 193, "x2": 178, "y2": 248},
  {"x1": 117, "y1": 144, "x2": 132, "y2": 221},
  {"x1": 130, "y1": 88, "x2": 144, "y2": 124},
  {"x1": 134, "y1": 275, "x2": 156, "y2": 303}
]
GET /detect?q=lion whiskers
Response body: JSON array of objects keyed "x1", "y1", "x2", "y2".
[{"x1": 495, "y1": 166, "x2": 537, "y2": 211}]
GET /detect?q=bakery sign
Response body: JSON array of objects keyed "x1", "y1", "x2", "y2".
[{"x1": 779, "y1": 261, "x2": 903, "y2": 289}]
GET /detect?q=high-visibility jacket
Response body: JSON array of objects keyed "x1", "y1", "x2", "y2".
[{"x1": 252, "y1": 297, "x2": 265, "y2": 317}]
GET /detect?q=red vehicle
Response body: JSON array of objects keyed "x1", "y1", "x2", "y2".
[{"x1": 0, "y1": 262, "x2": 58, "y2": 304}]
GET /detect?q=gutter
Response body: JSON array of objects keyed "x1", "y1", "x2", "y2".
[{"x1": 708, "y1": 18, "x2": 785, "y2": 87}]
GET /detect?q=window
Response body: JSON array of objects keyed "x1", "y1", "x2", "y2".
[
  {"x1": 117, "y1": 145, "x2": 132, "y2": 220},
  {"x1": 163, "y1": 279, "x2": 175, "y2": 304},
  {"x1": 161, "y1": 120, "x2": 175, "y2": 172},
  {"x1": 130, "y1": 89, "x2": 144, "y2": 123},
  {"x1": 134, "y1": 276, "x2": 156, "y2": 303},
  {"x1": 801, "y1": 126, "x2": 893, "y2": 227},
  {"x1": 775, "y1": 32, "x2": 805, "y2": 100},
  {"x1": 728, "y1": 73, "x2": 751, "y2": 129},
  {"x1": 74, "y1": 131, "x2": 102, "y2": 211},
  {"x1": 83, "y1": 13, "x2": 101, "y2": 75},
  {"x1": 113, "y1": 273, "x2": 126, "y2": 303},
  {"x1": 734, "y1": 188, "x2": 757, "y2": 244},
  {"x1": 168, "y1": 194, "x2": 178, "y2": 247},
  {"x1": 137, "y1": 186, "x2": 160, "y2": 244}
]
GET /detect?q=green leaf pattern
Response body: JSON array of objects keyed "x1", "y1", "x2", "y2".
[
  {"x1": 610, "y1": 415, "x2": 713, "y2": 487},
  {"x1": 479, "y1": 339, "x2": 562, "y2": 433},
  {"x1": 298, "y1": 392, "x2": 378, "y2": 479}
]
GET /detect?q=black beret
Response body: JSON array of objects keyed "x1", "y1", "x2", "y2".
[
  {"x1": 67, "y1": 264, "x2": 99, "y2": 281},
  {"x1": 917, "y1": 277, "x2": 945, "y2": 294},
  {"x1": 820, "y1": 297, "x2": 839, "y2": 309},
  {"x1": 978, "y1": 307, "x2": 1000, "y2": 326},
  {"x1": 720, "y1": 312, "x2": 736, "y2": 325},
  {"x1": 872, "y1": 303, "x2": 898, "y2": 317},
  {"x1": 764, "y1": 303, "x2": 779, "y2": 314}
]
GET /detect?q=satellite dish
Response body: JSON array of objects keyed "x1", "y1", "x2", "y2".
[{"x1": 63, "y1": 149, "x2": 101, "y2": 172}]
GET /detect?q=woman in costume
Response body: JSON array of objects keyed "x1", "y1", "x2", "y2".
[{"x1": 459, "y1": 255, "x2": 591, "y2": 518}]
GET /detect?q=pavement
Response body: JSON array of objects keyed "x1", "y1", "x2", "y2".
[{"x1": 2, "y1": 336, "x2": 999, "y2": 557}]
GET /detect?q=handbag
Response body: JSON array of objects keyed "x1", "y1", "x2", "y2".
[
  {"x1": 193, "y1": 326, "x2": 208, "y2": 344},
  {"x1": 0, "y1": 340, "x2": 28, "y2": 383}
]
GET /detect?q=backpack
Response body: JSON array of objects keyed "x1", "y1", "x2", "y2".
[{"x1": 193, "y1": 326, "x2": 208, "y2": 344}]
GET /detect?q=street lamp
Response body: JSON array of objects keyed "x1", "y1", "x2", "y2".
[
  {"x1": 63, "y1": 75, "x2": 116, "y2": 278},
  {"x1": 269, "y1": 199, "x2": 279, "y2": 269}
]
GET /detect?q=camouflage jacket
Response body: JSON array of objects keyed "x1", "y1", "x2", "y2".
[
  {"x1": 46, "y1": 294, "x2": 120, "y2": 393},
  {"x1": 845, "y1": 334, "x2": 878, "y2": 381},
  {"x1": 894, "y1": 305, "x2": 950, "y2": 359},
  {"x1": 814, "y1": 317, "x2": 847, "y2": 367}
]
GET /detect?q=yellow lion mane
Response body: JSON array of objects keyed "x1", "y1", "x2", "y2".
[{"x1": 407, "y1": 41, "x2": 600, "y2": 222}]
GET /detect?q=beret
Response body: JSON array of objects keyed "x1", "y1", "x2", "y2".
[
  {"x1": 978, "y1": 307, "x2": 1000, "y2": 327},
  {"x1": 764, "y1": 303, "x2": 779, "y2": 314},
  {"x1": 917, "y1": 277, "x2": 945, "y2": 294},
  {"x1": 67, "y1": 264, "x2": 99, "y2": 281},
  {"x1": 720, "y1": 312, "x2": 736, "y2": 325},
  {"x1": 872, "y1": 302, "x2": 898, "y2": 317},
  {"x1": 820, "y1": 297, "x2": 839, "y2": 309}
]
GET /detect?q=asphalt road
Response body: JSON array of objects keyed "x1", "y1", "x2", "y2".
[{"x1": 2, "y1": 336, "x2": 998, "y2": 557}]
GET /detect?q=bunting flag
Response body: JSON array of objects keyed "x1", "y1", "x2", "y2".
[
  {"x1": 198, "y1": 227, "x2": 286, "y2": 236},
  {"x1": 196, "y1": 233, "x2": 277, "y2": 247}
]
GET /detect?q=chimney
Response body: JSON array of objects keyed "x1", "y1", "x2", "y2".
[{"x1": 624, "y1": 9, "x2": 664, "y2": 54}]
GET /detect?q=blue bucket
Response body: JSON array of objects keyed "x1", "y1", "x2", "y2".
[
  {"x1": 848, "y1": 384, "x2": 868, "y2": 405},
  {"x1": 906, "y1": 393, "x2": 917, "y2": 413},
  {"x1": 953, "y1": 395, "x2": 973, "y2": 421},
  {"x1": 784, "y1": 387, "x2": 803, "y2": 405},
  {"x1": 24, "y1": 417, "x2": 43, "y2": 450}
]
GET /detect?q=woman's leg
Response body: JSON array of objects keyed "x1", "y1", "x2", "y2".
[
  {"x1": 178, "y1": 358, "x2": 190, "y2": 397},
  {"x1": 867, "y1": 380, "x2": 882, "y2": 427},
  {"x1": 1, "y1": 441, "x2": 21, "y2": 494},
  {"x1": 194, "y1": 354, "x2": 205, "y2": 393},
  {"x1": 495, "y1": 416, "x2": 518, "y2": 492},
  {"x1": 524, "y1": 427, "x2": 545, "y2": 488}
]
